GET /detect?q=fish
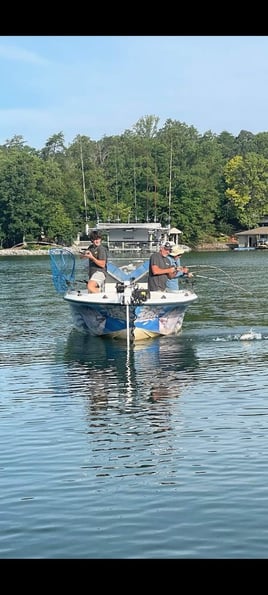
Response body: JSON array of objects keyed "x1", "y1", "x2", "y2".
[{"x1": 239, "y1": 329, "x2": 262, "y2": 341}]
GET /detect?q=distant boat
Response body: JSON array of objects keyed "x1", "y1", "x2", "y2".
[
  {"x1": 49, "y1": 248, "x2": 198, "y2": 345},
  {"x1": 256, "y1": 240, "x2": 268, "y2": 249},
  {"x1": 233, "y1": 247, "x2": 256, "y2": 251}
]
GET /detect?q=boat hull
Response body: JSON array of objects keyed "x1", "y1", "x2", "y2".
[{"x1": 64, "y1": 284, "x2": 197, "y2": 342}]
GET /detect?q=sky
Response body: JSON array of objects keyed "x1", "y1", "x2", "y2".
[{"x1": 0, "y1": 35, "x2": 267, "y2": 149}]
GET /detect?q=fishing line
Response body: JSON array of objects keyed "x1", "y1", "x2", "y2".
[
  {"x1": 194, "y1": 274, "x2": 254, "y2": 295},
  {"x1": 189, "y1": 264, "x2": 238, "y2": 281},
  {"x1": 188, "y1": 264, "x2": 254, "y2": 295}
]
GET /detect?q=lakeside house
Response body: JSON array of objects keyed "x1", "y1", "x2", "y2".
[
  {"x1": 233, "y1": 215, "x2": 268, "y2": 249},
  {"x1": 76, "y1": 222, "x2": 183, "y2": 252}
]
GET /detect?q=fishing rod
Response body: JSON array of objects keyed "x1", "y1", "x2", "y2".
[{"x1": 188, "y1": 265, "x2": 254, "y2": 295}]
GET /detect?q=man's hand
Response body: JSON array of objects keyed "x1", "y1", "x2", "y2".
[
  {"x1": 182, "y1": 267, "x2": 194, "y2": 278},
  {"x1": 167, "y1": 266, "x2": 177, "y2": 279}
]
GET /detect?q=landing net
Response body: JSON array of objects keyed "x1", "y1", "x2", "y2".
[{"x1": 49, "y1": 248, "x2": 76, "y2": 294}]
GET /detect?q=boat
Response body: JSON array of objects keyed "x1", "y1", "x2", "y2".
[
  {"x1": 233, "y1": 246, "x2": 256, "y2": 251},
  {"x1": 256, "y1": 240, "x2": 268, "y2": 249},
  {"x1": 49, "y1": 247, "x2": 198, "y2": 345}
]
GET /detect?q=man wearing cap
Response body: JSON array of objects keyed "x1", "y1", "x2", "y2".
[
  {"x1": 148, "y1": 242, "x2": 178, "y2": 292},
  {"x1": 166, "y1": 245, "x2": 189, "y2": 292}
]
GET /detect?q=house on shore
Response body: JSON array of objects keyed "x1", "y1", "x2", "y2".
[
  {"x1": 233, "y1": 215, "x2": 268, "y2": 249},
  {"x1": 75, "y1": 222, "x2": 183, "y2": 252}
]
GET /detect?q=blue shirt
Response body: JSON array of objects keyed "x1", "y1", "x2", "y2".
[{"x1": 166, "y1": 255, "x2": 183, "y2": 291}]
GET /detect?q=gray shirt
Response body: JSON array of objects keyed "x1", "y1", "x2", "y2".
[
  {"x1": 148, "y1": 252, "x2": 171, "y2": 291},
  {"x1": 88, "y1": 244, "x2": 108, "y2": 279}
]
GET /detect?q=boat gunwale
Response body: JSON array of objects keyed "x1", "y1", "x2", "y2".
[{"x1": 63, "y1": 287, "x2": 198, "y2": 307}]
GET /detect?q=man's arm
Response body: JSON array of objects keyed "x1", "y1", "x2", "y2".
[
  {"x1": 83, "y1": 251, "x2": 106, "y2": 269},
  {"x1": 151, "y1": 263, "x2": 175, "y2": 276}
]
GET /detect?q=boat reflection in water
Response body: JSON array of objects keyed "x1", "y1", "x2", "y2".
[{"x1": 63, "y1": 331, "x2": 199, "y2": 422}]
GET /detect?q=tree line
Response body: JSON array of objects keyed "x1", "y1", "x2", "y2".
[{"x1": 1, "y1": 114, "x2": 268, "y2": 248}]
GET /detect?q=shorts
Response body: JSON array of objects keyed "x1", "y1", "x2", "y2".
[{"x1": 90, "y1": 271, "x2": 106, "y2": 287}]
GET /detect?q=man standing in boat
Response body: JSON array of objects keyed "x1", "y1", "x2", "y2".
[
  {"x1": 148, "y1": 242, "x2": 178, "y2": 292},
  {"x1": 81, "y1": 231, "x2": 108, "y2": 293}
]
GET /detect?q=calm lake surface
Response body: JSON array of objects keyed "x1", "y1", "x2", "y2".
[{"x1": 1, "y1": 250, "x2": 268, "y2": 559}]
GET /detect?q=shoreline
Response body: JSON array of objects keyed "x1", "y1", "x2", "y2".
[
  {"x1": 0, "y1": 246, "x2": 81, "y2": 256},
  {"x1": 0, "y1": 243, "x2": 230, "y2": 256}
]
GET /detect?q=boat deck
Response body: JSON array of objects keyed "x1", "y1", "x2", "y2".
[{"x1": 64, "y1": 283, "x2": 197, "y2": 306}]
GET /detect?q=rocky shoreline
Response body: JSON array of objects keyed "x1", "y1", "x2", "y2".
[
  {"x1": 0, "y1": 242, "x2": 230, "y2": 256},
  {"x1": 0, "y1": 246, "x2": 81, "y2": 256},
  {"x1": 0, "y1": 249, "x2": 51, "y2": 256}
]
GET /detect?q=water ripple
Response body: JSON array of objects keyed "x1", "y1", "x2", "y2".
[{"x1": 1, "y1": 254, "x2": 268, "y2": 557}]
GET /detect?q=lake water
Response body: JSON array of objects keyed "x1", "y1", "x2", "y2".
[{"x1": 1, "y1": 250, "x2": 268, "y2": 558}]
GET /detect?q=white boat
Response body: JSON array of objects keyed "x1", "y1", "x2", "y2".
[{"x1": 49, "y1": 248, "x2": 198, "y2": 344}]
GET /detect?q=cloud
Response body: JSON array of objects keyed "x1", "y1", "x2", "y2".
[{"x1": 0, "y1": 43, "x2": 49, "y2": 65}]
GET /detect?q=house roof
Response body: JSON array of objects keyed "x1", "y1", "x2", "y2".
[
  {"x1": 169, "y1": 227, "x2": 182, "y2": 234},
  {"x1": 96, "y1": 222, "x2": 167, "y2": 231},
  {"x1": 236, "y1": 226, "x2": 268, "y2": 236}
]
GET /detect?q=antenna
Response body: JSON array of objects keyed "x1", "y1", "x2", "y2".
[
  {"x1": 146, "y1": 155, "x2": 149, "y2": 222},
  {"x1": 89, "y1": 179, "x2": 99, "y2": 224},
  {"x1": 80, "y1": 141, "x2": 88, "y2": 234},
  {"x1": 154, "y1": 162, "x2": 157, "y2": 223},
  {"x1": 168, "y1": 140, "x2": 172, "y2": 231},
  {"x1": 115, "y1": 147, "x2": 120, "y2": 222},
  {"x1": 133, "y1": 152, "x2": 138, "y2": 222}
]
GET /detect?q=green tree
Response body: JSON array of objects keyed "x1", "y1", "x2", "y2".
[
  {"x1": 224, "y1": 153, "x2": 268, "y2": 228},
  {"x1": 131, "y1": 115, "x2": 160, "y2": 138}
]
